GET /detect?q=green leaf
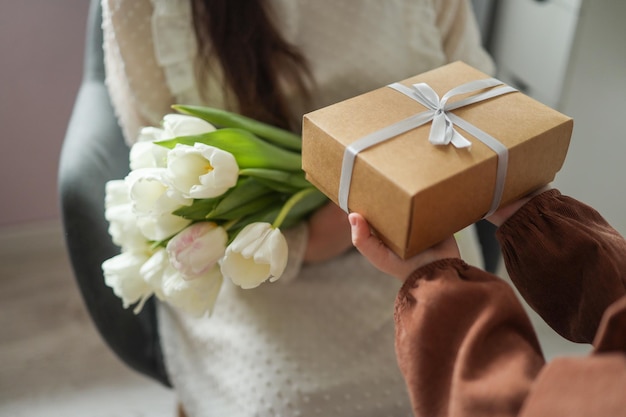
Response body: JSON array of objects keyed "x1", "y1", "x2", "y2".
[
  {"x1": 251, "y1": 178, "x2": 302, "y2": 194},
  {"x1": 237, "y1": 168, "x2": 315, "y2": 194},
  {"x1": 207, "y1": 178, "x2": 274, "y2": 218},
  {"x1": 173, "y1": 198, "x2": 221, "y2": 220},
  {"x1": 208, "y1": 194, "x2": 283, "y2": 221},
  {"x1": 223, "y1": 189, "x2": 327, "y2": 243},
  {"x1": 156, "y1": 128, "x2": 302, "y2": 172},
  {"x1": 238, "y1": 168, "x2": 311, "y2": 191},
  {"x1": 172, "y1": 104, "x2": 302, "y2": 151}
]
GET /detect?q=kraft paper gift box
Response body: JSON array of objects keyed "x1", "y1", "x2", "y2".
[{"x1": 301, "y1": 61, "x2": 573, "y2": 259}]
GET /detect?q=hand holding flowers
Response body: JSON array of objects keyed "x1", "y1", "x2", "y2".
[{"x1": 102, "y1": 107, "x2": 327, "y2": 316}]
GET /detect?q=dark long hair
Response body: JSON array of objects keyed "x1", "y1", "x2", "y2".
[{"x1": 191, "y1": 0, "x2": 313, "y2": 131}]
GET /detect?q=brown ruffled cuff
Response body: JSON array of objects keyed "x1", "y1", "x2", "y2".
[{"x1": 496, "y1": 189, "x2": 626, "y2": 343}]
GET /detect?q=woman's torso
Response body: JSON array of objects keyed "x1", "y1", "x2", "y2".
[{"x1": 103, "y1": 0, "x2": 492, "y2": 415}]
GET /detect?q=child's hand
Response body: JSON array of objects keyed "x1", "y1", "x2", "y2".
[{"x1": 349, "y1": 213, "x2": 461, "y2": 281}]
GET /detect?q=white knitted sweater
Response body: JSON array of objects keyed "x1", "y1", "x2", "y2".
[{"x1": 102, "y1": 0, "x2": 493, "y2": 415}]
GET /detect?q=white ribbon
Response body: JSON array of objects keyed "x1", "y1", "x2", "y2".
[{"x1": 338, "y1": 78, "x2": 517, "y2": 217}]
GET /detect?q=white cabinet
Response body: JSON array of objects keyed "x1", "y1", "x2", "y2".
[
  {"x1": 490, "y1": 0, "x2": 582, "y2": 108},
  {"x1": 491, "y1": 0, "x2": 626, "y2": 236},
  {"x1": 486, "y1": 0, "x2": 626, "y2": 359}
]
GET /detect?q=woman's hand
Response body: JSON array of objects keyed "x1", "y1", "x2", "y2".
[
  {"x1": 349, "y1": 213, "x2": 460, "y2": 281},
  {"x1": 303, "y1": 202, "x2": 354, "y2": 263}
]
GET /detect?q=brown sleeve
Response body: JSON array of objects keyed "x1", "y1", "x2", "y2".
[
  {"x1": 395, "y1": 259, "x2": 545, "y2": 417},
  {"x1": 518, "y1": 296, "x2": 626, "y2": 417},
  {"x1": 496, "y1": 189, "x2": 626, "y2": 343}
]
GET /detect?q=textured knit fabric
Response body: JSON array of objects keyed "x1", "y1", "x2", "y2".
[
  {"x1": 395, "y1": 189, "x2": 626, "y2": 417},
  {"x1": 102, "y1": 0, "x2": 494, "y2": 143},
  {"x1": 101, "y1": 0, "x2": 494, "y2": 415}
]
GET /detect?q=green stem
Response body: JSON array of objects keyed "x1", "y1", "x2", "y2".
[
  {"x1": 272, "y1": 187, "x2": 318, "y2": 229},
  {"x1": 222, "y1": 218, "x2": 240, "y2": 232}
]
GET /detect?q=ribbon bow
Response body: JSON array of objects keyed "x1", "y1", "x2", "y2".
[
  {"x1": 338, "y1": 77, "x2": 517, "y2": 216},
  {"x1": 402, "y1": 82, "x2": 473, "y2": 148}
]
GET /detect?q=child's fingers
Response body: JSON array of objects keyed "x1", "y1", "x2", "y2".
[
  {"x1": 349, "y1": 212, "x2": 461, "y2": 281},
  {"x1": 348, "y1": 213, "x2": 369, "y2": 246},
  {"x1": 348, "y1": 213, "x2": 388, "y2": 264},
  {"x1": 348, "y1": 213, "x2": 379, "y2": 255},
  {"x1": 349, "y1": 213, "x2": 404, "y2": 279}
]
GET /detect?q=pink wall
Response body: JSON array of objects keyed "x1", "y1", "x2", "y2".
[{"x1": 0, "y1": 1, "x2": 89, "y2": 227}]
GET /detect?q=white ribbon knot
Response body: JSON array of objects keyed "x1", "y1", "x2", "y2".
[
  {"x1": 338, "y1": 77, "x2": 518, "y2": 217},
  {"x1": 410, "y1": 82, "x2": 472, "y2": 148}
]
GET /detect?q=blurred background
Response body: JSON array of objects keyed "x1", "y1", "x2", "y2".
[{"x1": 0, "y1": 0, "x2": 624, "y2": 416}]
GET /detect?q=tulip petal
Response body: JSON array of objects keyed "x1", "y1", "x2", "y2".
[
  {"x1": 162, "y1": 114, "x2": 216, "y2": 138},
  {"x1": 139, "y1": 248, "x2": 170, "y2": 300},
  {"x1": 105, "y1": 180, "x2": 130, "y2": 209},
  {"x1": 166, "y1": 222, "x2": 227, "y2": 279},
  {"x1": 221, "y1": 252, "x2": 271, "y2": 289},
  {"x1": 265, "y1": 229, "x2": 288, "y2": 281},
  {"x1": 136, "y1": 212, "x2": 191, "y2": 242},
  {"x1": 229, "y1": 223, "x2": 268, "y2": 255},
  {"x1": 162, "y1": 265, "x2": 223, "y2": 317},
  {"x1": 102, "y1": 251, "x2": 152, "y2": 309},
  {"x1": 126, "y1": 168, "x2": 190, "y2": 216},
  {"x1": 105, "y1": 204, "x2": 149, "y2": 251},
  {"x1": 166, "y1": 143, "x2": 239, "y2": 199},
  {"x1": 221, "y1": 222, "x2": 288, "y2": 288}
]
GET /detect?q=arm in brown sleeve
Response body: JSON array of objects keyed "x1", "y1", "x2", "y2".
[
  {"x1": 395, "y1": 190, "x2": 626, "y2": 417},
  {"x1": 496, "y1": 190, "x2": 626, "y2": 416},
  {"x1": 395, "y1": 259, "x2": 545, "y2": 417},
  {"x1": 517, "y1": 296, "x2": 626, "y2": 417},
  {"x1": 496, "y1": 189, "x2": 626, "y2": 343}
]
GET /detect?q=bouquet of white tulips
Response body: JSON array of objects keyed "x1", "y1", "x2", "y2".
[{"x1": 102, "y1": 105, "x2": 327, "y2": 317}]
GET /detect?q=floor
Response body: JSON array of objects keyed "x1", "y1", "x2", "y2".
[
  {"x1": 0, "y1": 221, "x2": 176, "y2": 417},
  {"x1": 0, "y1": 221, "x2": 591, "y2": 417}
]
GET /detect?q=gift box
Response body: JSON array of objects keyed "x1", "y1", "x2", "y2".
[{"x1": 301, "y1": 61, "x2": 573, "y2": 259}]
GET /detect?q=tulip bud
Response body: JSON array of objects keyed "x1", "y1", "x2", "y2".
[
  {"x1": 161, "y1": 114, "x2": 216, "y2": 138},
  {"x1": 166, "y1": 143, "x2": 239, "y2": 199},
  {"x1": 162, "y1": 265, "x2": 223, "y2": 317},
  {"x1": 102, "y1": 251, "x2": 153, "y2": 309},
  {"x1": 221, "y1": 222, "x2": 288, "y2": 289},
  {"x1": 166, "y1": 222, "x2": 228, "y2": 279}
]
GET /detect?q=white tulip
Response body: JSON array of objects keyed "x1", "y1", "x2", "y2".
[
  {"x1": 166, "y1": 143, "x2": 239, "y2": 199},
  {"x1": 162, "y1": 264, "x2": 223, "y2": 317},
  {"x1": 104, "y1": 180, "x2": 148, "y2": 251},
  {"x1": 138, "y1": 248, "x2": 170, "y2": 300},
  {"x1": 130, "y1": 141, "x2": 157, "y2": 171},
  {"x1": 161, "y1": 114, "x2": 216, "y2": 138},
  {"x1": 221, "y1": 222, "x2": 288, "y2": 289},
  {"x1": 130, "y1": 115, "x2": 215, "y2": 171},
  {"x1": 104, "y1": 180, "x2": 130, "y2": 209},
  {"x1": 130, "y1": 130, "x2": 169, "y2": 170},
  {"x1": 102, "y1": 251, "x2": 153, "y2": 309},
  {"x1": 105, "y1": 204, "x2": 150, "y2": 251},
  {"x1": 124, "y1": 168, "x2": 192, "y2": 240},
  {"x1": 136, "y1": 212, "x2": 191, "y2": 242},
  {"x1": 138, "y1": 126, "x2": 165, "y2": 141},
  {"x1": 126, "y1": 168, "x2": 191, "y2": 216},
  {"x1": 166, "y1": 222, "x2": 227, "y2": 279}
]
